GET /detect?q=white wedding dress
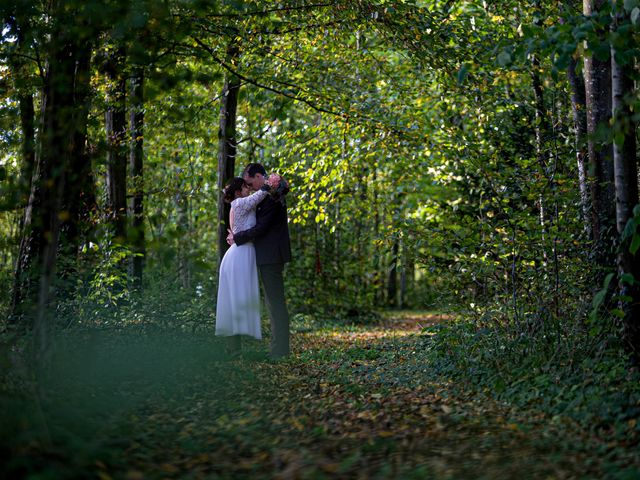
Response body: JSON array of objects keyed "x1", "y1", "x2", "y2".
[{"x1": 215, "y1": 189, "x2": 268, "y2": 339}]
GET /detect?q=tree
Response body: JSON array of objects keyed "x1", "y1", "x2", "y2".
[
  {"x1": 129, "y1": 65, "x2": 145, "y2": 291},
  {"x1": 567, "y1": 55, "x2": 589, "y2": 233},
  {"x1": 583, "y1": 0, "x2": 615, "y2": 275},
  {"x1": 216, "y1": 42, "x2": 241, "y2": 264},
  {"x1": 103, "y1": 45, "x2": 129, "y2": 244},
  {"x1": 11, "y1": 0, "x2": 95, "y2": 355},
  {"x1": 610, "y1": 1, "x2": 640, "y2": 360}
]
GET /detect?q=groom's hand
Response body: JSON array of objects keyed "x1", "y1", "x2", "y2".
[{"x1": 226, "y1": 229, "x2": 235, "y2": 245}]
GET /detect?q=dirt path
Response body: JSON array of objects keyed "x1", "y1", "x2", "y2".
[
  {"x1": 3, "y1": 312, "x2": 607, "y2": 479},
  {"x1": 110, "y1": 312, "x2": 598, "y2": 479}
]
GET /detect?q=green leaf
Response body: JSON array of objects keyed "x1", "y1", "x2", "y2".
[
  {"x1": 623, "y1": 217, "x2": 636, "y2": 240},
  {"x1": 621, "y1": 273, "x2": 636, "y2": 285},
  {"x1": 591, "y1": 272, "x2": 615, "y2": 311},
  {"x1": 624, "y1": 0, "x2": 640, "y2": 13},
  {"x1": 457, "y1": 64, "x2": 469, "y2": 85},
  {"x1": 497, "y1": 51, "x2": 511, "y2": 66},
  {"x1": 630, "y1": 235, "x2": 640, "y2": 255},
  {"x1": 614, "y1": 131, "x2": 625, "y2": 146},
  {"x1": 611, "y1": 308, "x2": 625, "y2": 319}
]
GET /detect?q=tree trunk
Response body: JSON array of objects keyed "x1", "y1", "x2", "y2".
[
  {"x1": 217, "y1": 43, "x2": 241, "y2": 264},
  {"x1": 531, "y1": 54, "x2": 552, "y2": 272},
  {"x1": 129, "y1": 67, "x2": 145, "y2": 291},
  {"x1": 399, "y1": 238, "x2": 407, "y2": 309},
  {"x1": 567, "y1": 56, "x2": 590, "y2": 234},
  {"x1": 58, "y1": 47, "x2": 93, "y2": 283},
  {"x1": 372, "y1": 165, "x2": 383, "y2": 305},
  {"x1": 177, "y1": 191, "x2": 191, "y2": 291},
  {"x1": 387, "y1": 236, "x2": 399, "y2": 307},
  {"x1": 11, "y1": 4, "x2": 92, "y2": 344},
  {"x1": 531, "y1": 55, "x2": 548, "y2": 176},
  {"x1": 583, "y1": 0, "x2": 615, "y2": 276},
  {"x1": 104, "y1": 47, "x2": 128, "y2": 243},
  {"x1": 611, "y1": 4, "x2": 640, "y2": 361}
]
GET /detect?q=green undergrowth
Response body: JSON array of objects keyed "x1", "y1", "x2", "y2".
[
  {"x1": 2, "y1": 311, "x2": 640, "y2": 478},
  {"x1": 421, "y1": 315, "x2": 640, "y2": 475}
]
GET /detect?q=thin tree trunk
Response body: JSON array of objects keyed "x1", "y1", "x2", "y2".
[
  {"x1": 177, "y1": 191, "x2": 191, "y2": 290},
  {"x1": 388, "y1": 237, "x2": 399, "y2": 308},
  {"x1": 104, "y1": 47, "x2": 128, "y2": 243},
  {"x1": 583, "y1": 0, "x2": 615, "y2": 276},
  {"x1": 217, "y1": 43, "x2": 241, "y2": 264},
  {"x1": 531, "y1": 54, "x2": 551, "y2": 272},
  {"x1": 531, "y1": 55, "x2": 548, "y2": 176},
  {"x1": 58, "y1": 47, "x2": 92, "y2": 282},
  {"x1": 611, "y1": 4, "x2": 640, "y2": 361},
  {"x1": 372, "y1": 165, "x2": 382, "y2": 305},
  {"x1": 399, "y1": 238, "x2": 407, "y2": 309},
  {"x1": 129, "y1": 67, "x2": 145, "y2": 291},
  {"x1": 567, "y1": 56, "x2": 590, "y2": 234}
]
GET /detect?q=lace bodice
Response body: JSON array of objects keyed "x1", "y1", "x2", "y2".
[{"x1": 230, "y1": 190, "x2": 268, "y2": 234}]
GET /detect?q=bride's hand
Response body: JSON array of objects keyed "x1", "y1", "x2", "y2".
[{"x1": 267, "y1": 174, "x2": 282, "y2": 188}]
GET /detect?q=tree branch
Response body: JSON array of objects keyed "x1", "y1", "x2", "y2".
[
  {"x1": 192, "y1": 36, "x2": 345, "y2": 119},
  {"x1": 203, "y1": 3, "x2": 336, "y2": 18},
  {"x1": 191, "y1": 37, "x2": 413, "y2": 138}
]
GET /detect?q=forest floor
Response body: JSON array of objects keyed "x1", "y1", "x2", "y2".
[{"x1": 2, "y1": 311, "x2": 638, "y2": 479}]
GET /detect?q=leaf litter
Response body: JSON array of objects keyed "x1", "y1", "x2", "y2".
[{"x1": 2, "y1": 312, "x2": 637, "y2": 479}]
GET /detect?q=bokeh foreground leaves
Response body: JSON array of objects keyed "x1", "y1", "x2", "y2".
[{"x1": 2, "y1": 312, "x2": 639, "y2": 479}]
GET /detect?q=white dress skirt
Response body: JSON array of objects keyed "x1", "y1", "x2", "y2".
[
  {"x1": 215, "y1": 242, "x2": 261, "y2": 338},
  {"x1": 215, "y1": 189, "x2": 268, "y2": 339}
]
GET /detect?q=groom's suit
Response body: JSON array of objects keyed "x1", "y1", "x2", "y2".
[{"x1": 234, "y1": 189, "x2": 291, "y2": 357}]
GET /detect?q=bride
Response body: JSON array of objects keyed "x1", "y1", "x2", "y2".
[{"x1": 215, "y1": 174, "x2": 282, "y2": 349}]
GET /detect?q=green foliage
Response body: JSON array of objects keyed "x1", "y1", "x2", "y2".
[
  {"x1": 424, "y1": 315, "x2": 640, "y2": 448},
  {"x1": 2, "y1": 3, "x2": 640, "y2": 477}
]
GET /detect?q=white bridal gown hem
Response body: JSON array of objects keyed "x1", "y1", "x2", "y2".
[{"x1": 215, "y1": 242, "x2": 262, "y2": 339}]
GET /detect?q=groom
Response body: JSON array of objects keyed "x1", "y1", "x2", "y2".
[{"x1": 229, "y1": 163, "x2": 291, "y2": 359}]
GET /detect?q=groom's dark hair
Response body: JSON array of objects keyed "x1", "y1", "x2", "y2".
[{"x1": 243, "y1": 163, "x2": 266, "y2": 177}]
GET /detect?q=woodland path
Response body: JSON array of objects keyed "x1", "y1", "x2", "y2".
[{"x1": 4, "y1": 312, "x2": 613, "y2": 479}]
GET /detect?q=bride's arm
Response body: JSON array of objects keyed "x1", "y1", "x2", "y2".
[
  {"x1": 229, "y1": 208, "x2": 235, "y2": 231},
  {"x1": 232, "y1": 189, "x2": 269, "y2": 214}
]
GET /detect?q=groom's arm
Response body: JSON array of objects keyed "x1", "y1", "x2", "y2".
[{"x1": 233, "y1": 199, "x2": 282, "y2": 246}]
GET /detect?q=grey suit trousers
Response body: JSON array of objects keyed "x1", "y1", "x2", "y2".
[{"x1": 258, "y1": 263, "x2": 289, "y2": 357}]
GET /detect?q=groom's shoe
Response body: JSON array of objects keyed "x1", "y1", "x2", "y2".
[{"x1": 268, "y1": 352, "x2": 289, "y2": 362}]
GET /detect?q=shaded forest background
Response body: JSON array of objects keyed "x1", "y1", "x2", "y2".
[
  {"x1": 2, "y1": 0, "x2": 640, "y2": 475},
  {"x1": 2, "y1": 0, "x2": 639, "y2": 348}
]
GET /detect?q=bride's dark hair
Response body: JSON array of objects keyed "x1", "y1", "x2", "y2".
[{"x1": 223, "y1": 177, "x2": 245, "y2": 203}]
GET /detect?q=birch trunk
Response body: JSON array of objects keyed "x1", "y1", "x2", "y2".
[{"x1": 567, "y1": 56, "x2": 590, "y2": 234}]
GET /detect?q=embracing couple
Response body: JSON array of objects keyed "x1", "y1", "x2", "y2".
[{"x1": 215, "y1": 163, "x2": 291, "y2": 360}]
